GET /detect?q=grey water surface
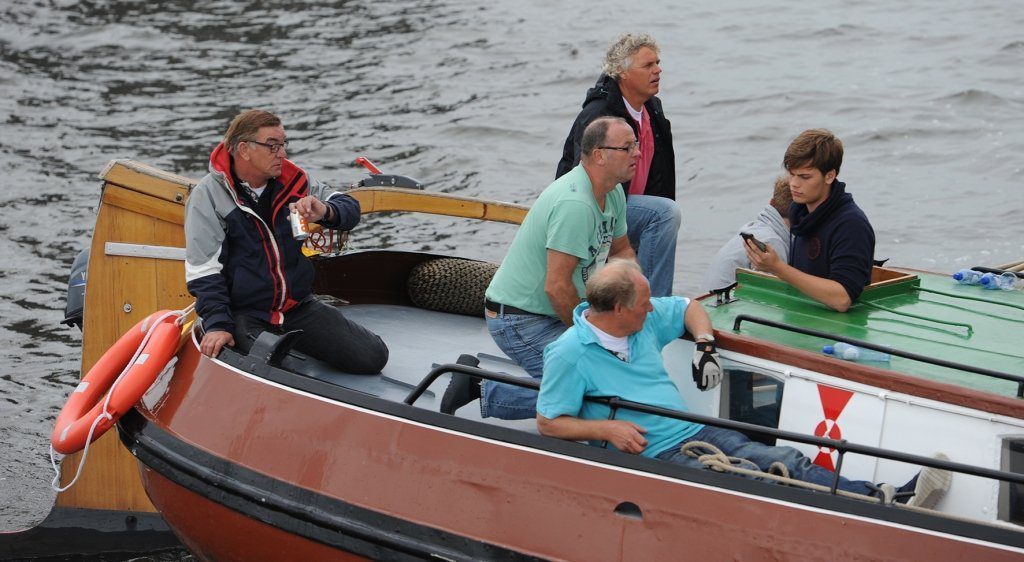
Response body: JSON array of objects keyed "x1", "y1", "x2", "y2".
[{"x1": 1, "y1": 0, "x2": 1022, "y2": 555}]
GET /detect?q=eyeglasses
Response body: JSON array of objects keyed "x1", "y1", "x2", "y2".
[
  {"x1": 598, "y1": 142, "x2": 639, "y2": 154},
  {"x1": 247, "y1": 139, "x2": 289, "y2": 154}
]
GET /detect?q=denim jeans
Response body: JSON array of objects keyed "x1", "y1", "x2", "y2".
[
  {"x1": 656, "y1": 425, "x2": 877, "y2": 496},
  {"x1": 482, "y1": 311, "x2": 567, "y2": 419},
  {"x1": 626, "y1": 194, "x2": 681, "y2": 297}
]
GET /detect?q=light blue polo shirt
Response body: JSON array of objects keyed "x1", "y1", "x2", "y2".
[{"x1": 537, "y1": 296, "x2": 704, "y2": 458}]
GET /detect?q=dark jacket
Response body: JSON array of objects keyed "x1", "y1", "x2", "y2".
[
  {"x1": 184, "y1": 143, "x2": 360, "y2": 333},
  {"x1": 788, "y1": 180, "x2": 875, "y2": 302},
  {"x1": 555, "y1": 74, "x2": 675, "y2": 200}
]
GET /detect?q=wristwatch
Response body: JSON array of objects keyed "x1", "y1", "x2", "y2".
[{"x1": 695, "y1": 333, "x2": 715, "y2": 342}]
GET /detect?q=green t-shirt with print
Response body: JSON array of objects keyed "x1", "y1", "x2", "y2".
[{"x1": 485, "y1": 165, "x2": 628, "y2": 317}]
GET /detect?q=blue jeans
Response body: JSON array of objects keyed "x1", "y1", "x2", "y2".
[
  {"x1": 656, "y1": 425, "x2": 877, "y2": 496},
  {"x1": 626, "y1": 195, "x2": 681, "y2": 297},
  {"x1": 482, "y1": 311, "x2": 567, "y2": 419}
]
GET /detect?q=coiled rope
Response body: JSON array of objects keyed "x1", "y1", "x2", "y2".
[{"x1": 680, "y1": 440, "x2": 892, "y2": 505}]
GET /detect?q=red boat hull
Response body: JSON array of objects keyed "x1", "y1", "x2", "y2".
[
  {"x1": 120, "y1": 341, "x2": 1024, "y2": 561},
  {"x1": 139, "y1": 468, "x2": 367, "y2": 562}
]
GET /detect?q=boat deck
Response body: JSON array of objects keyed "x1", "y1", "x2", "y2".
[
  {"x1": 272, "y1": 302, "x2": 703, "y2": 431},
  {"x1": 705, "y1": 268, "x2": 1024, "y2": 398},
  {"x1": 276, "y1": 303, "x2": 536, "y2": 431}
]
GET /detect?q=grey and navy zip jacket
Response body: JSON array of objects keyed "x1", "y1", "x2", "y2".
[{"x1": 184, "y1": 142, "x2": 360, "y2": 334}]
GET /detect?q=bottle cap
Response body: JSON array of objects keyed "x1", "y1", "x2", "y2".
[
  {"x1": 822, "y1": 345, "x2": 835, "y2": 355},
  {"x1": 952, "y1": 272, "x2": 964, "y2": 280}
]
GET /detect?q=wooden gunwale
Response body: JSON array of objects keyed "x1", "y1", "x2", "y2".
[{"x1": 346, "y1": 186, "x2": 527, "y2": 225}]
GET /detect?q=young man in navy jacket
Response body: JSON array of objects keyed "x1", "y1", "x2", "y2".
[{"x1": 744, "y1": 129, "x2": 875, "y2": 312}]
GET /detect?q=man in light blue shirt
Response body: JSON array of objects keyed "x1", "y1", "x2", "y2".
[
  {"x1": 537, "y1": 260, "x2": 950, "y2": 508},
  {"x1": 537, "y1": 259, "x2": 720, "y2": 457}
]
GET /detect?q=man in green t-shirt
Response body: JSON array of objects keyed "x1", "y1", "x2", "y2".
[{"x1": 441, "y1": 116, "x2": 638, "y2": 418}]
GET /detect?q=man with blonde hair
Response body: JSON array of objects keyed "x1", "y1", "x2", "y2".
[
  {"x1": 556, "y1": 33, "x2": 680, "y2": 297},
  {"x1": 703, "y1": 176, "x2": 793, "y2": 292}
]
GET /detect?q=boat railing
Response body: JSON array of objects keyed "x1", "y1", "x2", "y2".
[
  {"x1": 595, "y1": 395, "x2": 1024, "y2": 492},
  {"x1": 733, "y1": 314, "x2": 1024, "y2": 398},
  {"x1": 403, "y1": 362, "x2": 541, "y2": 407},
  {"x1": 406, "y1": 362, "x2": 1024, "y2": 497}
]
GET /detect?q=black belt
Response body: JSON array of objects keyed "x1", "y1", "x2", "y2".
[{"x1": 484, "y1": 298, "x2": 536, "y2": 316}]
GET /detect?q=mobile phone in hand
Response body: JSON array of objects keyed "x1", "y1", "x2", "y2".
[{"x1": 740, "y1": 232, "x2": 768, "y2": 252}]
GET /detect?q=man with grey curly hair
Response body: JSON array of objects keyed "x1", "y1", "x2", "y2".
[
  {"x1": 601, "y1": 33, "x2": 658, "y2": 79},
  {"x1": 556, "y1": 33, "x2": 681, "y2": 297}
]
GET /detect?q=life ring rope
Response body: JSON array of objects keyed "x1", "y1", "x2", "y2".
[{"x1": 50, "y1": 303, "x2": 195, "y2": 492}]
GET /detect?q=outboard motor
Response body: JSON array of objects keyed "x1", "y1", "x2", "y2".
[{"x1": 62, "y1": 248, "x2": 89, "y2": 330}]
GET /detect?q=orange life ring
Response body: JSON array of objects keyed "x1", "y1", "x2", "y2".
[{"x1": 51, "y1": 310, "x2": 180, "y2": 455}]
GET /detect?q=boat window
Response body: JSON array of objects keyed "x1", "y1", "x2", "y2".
[
  {"x1": 999, "y1": 438, "x2": 1024, "y2": 524},
  {"x1": 719, "y1": 362, "x2": 785, "y2": 446}
]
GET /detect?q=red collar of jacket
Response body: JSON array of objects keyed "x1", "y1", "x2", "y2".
[{"x1": 207, "y1": 142, "x2": 308, "y2": 205}]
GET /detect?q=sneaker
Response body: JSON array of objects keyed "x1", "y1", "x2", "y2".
[
  {"x1": 904, "y1": 453, "x2": 953, "y2": 509},
  {"x1": 439, "y1": 354, "x2": 481, "y2": 415}
]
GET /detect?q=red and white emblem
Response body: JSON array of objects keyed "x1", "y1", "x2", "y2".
[
  {"x1": 811, "y1": 386, "x2": 854, "y2": 470},
  {"x1": 777, "y1": 380, "x2": 884, "y2": 480}
]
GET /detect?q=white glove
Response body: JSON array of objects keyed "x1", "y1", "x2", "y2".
[{"x1": 692, "y1": 340, "x2": 722, "y2": 391}]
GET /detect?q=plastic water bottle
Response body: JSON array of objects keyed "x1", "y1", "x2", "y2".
[
  {"x1": 952, "y1": 269, "x2": 984, "y2": 285},
  {"x1": 979, "y1": 272, "x2": 1019, "y2": 291},
  {"x1": 822, "y1": 342, "x2": 891, "y2": 362}
]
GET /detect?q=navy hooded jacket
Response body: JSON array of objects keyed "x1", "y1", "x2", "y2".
[{"x1": 788, "y1": 180, "x2": 875, "y2": 303}]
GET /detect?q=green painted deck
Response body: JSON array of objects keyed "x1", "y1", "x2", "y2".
[{"x1": 705, "y1": 269, "x2": 1024, "y2": 399}]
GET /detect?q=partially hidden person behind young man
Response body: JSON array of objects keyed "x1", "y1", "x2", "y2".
[
  {"x1": 184, "y1": 109, "x2": 388, "y2": 373},
  {"x1": 703, "y1": 175, "x2": 793, "y2": 292}
]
